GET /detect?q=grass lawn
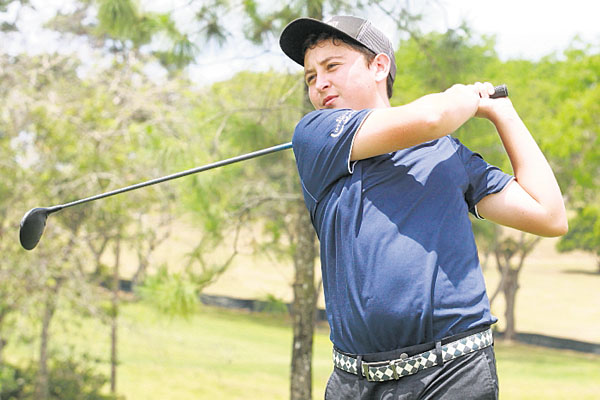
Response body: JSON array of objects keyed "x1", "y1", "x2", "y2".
[
  {"x1": 8, "y1": 230, "x2": 598, "y2": 399},
  {"x1": 20, "y1": 301, "x2": 596, "y2": 400},
  {"x1": 496, "y1": 342, "x2": 600, "y2": 400}
]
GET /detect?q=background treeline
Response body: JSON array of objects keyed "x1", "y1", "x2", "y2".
[{"x1": 1, "y1": 0, "x2": 599, "y2": 399}]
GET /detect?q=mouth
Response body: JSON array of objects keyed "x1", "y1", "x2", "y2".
[{"x1": 322, "y1": 95, "x2": 338, "y2": 108}]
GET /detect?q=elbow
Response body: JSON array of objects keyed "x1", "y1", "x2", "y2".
[
  {"x1": 542, "y1": 215, "x2": 569, "y2": 237},
  {"x1": 552, "y1": 204, "x2": 569, "y2": 237},
  {"x1": 553, "y1": 218, "x2": 569, "y2": 237},
  {"x1": 420, "y1": 109, "x2": 445, "y2": 138},
  {"x1": 538, "y1": 198, "x2": 569, "y2": 237}
]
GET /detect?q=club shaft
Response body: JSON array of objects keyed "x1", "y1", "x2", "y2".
[{"x1": 57, "y1": 142, "x2": 293, "y2": 210}]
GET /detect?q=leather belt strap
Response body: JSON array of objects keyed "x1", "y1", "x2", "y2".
[{"x1": 333, "y1": 328, "x2": 493, "y2": 382}]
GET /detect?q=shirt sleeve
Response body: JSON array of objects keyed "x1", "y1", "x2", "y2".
[
  {"x1": 292, "y1": 109, "x2": 372, "y2": 206},
  {"x1": 453, "y1": 137, "x2": 514, "y2": 218}
]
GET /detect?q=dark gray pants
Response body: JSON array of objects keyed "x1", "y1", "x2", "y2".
[{"x1": 325, "y1": 346, "x2": 499, "y2": 400}]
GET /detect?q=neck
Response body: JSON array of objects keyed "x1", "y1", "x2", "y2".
[{"x1": 372, "y1": 90, "x2": 391, "y2": 108}]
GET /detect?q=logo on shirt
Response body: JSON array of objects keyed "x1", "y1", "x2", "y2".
[{"x1": 331, "y1": 111, "x2": 355, "y2": 138}]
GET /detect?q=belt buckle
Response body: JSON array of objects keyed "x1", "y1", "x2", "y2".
[
  {"x1": 389, "y1": 360, "x2": 399, "y2": 379},
  {"x1": 361, "y1": 360, "x2": 399, "y2": 382},
  {"x1": 361, "y1": 361, "x2": 374, "y2": 381}
]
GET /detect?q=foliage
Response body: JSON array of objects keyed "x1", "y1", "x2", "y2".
[
  {"x1": 557, "y1": 206, "x2": 600, "y2": 271},
  {"x1": 0, "y1": 357, "x2": 120, "y2": 400},
  {"x1": 1, "y1": 1, "x2": 600, "y2": 399},
  {"x1": 549, "y1": 46, "x2": 600, "y2": 201},
  {"x1": 136, "y1": 265, "x2": 200, "y2": 318},
  {"x1": 43, "y1": 0, "x2": 198, "y2": 70},
  {"x1": 259, "y1": 294, "x2": 289, "y2": 314},
  {"x1": 176, "y1": 70, "x2": 303, "y2": 258},
  {"x1": 393, "y1": 25, "x2": 498, "y2": 100},
  {"x1": 0, "y1": 363, "x2": 25, "y2": 399},
  {"x1": 0, "y1": 39, "x2": 195, "y2": 395}
]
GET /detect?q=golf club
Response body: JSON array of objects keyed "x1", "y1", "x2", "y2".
[
  {"x1": 19, "y1": 84, "x2": 508, "y2": 251},
  {"x1": 19, "y1": 142, "x2": 292, "y2": 250}
]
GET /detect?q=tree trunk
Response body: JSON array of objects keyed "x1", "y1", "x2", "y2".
[
  {"x1": 0, "y1": 314, "x2": 6, "y2": 366},
  {"x1": 111, "y1": 237, "x2": 121, "y2": 394},
  {"x1": 0, "y1": 336, "x2": 4, "y2": 367},
  {"x1": 290, "y1": 5, "x2": 323, "y2": 400},
  {"x1": 36, "y1": 301, "x2": 51, "y2": 400},
  {"x1": 131, "y1": 257, "x2": 148, "y2": 289},
  {"x1": 502, "y1": 268, "x2": 520, "y2": 341},
  {"x1": 289, "y1": 5, "x2": 322, "y2": 395},
  {"x1": 492, "y1": 233, "x2": 539, "y2": 342},
  {"x1": 290, "y1": 201, "x2": 317, "y2": 400},
  {"x1": 35, "y1": 285, "x2": 59, "y2": 400}
]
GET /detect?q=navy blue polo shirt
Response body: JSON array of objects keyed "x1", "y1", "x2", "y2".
[{"x1": 292, "y1": 108, "x2": 513, "y2": 355}]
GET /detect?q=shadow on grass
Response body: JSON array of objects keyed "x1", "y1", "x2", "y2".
[
  {"x1": 495, "y1": 331, "x2": 600, "y2": 355},
  {"x1": 561, "y1": 269, "x2": 600, "y2": 276}
]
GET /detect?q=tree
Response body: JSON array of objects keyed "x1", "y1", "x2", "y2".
[
  {"x1": 487, "y1": 233, "x2": 541, "y2": 340},
  {"x1": 198, "y1": 71, "x2": 316, "y2": 400},
  {"x1": 0, "y1": 50, "x2": 30, "y2": 367},
  {"x1": 552, "y1": 46, "x2": 600, "y2": 272},
  {"x1": 0, "y1": 52, "x2": 100, "y2": 399},
  {"x1": 1, "y1": 2, "x2": 197, "y2": 393},
  {"x1": 557, "y1": 206, "x2": 600, "y2": 273}
]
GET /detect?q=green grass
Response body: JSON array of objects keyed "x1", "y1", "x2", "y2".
[
  {"x1": 9, "y1": 301, "x2": 597, "y2": 400},
  {"x1": 115, "y1": 304, "x2": 304, "y2": 399},
  {"x1": 495, "y1": 343, "x2": 600, "y2": 400}
]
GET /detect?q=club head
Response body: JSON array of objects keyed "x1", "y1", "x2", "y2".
[{"x1": 19, "y1": 207, "x2": 50, "y2": 250}]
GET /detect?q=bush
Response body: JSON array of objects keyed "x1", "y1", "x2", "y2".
[
  {"x1": 0, "y1": 357, "x2": 121, "y2": 400},
  {"x1": 259, "y1": 294, "x2": 288, "y2": 315},
  {"x1": 0, "y1": 364, "x2": 28, "y2": 399},
  {"x1": 46, "y1": 357, "x2": 121, "y2": 400},
  {"x1": 136, "y1": 265, "x2": 199, "y2": 318}
]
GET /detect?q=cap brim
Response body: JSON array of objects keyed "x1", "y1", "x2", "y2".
[{"x1": 279, "y1": 18, "x2": 364, "y2": 66}]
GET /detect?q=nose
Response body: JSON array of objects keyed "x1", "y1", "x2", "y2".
[{"x1": 315, "y1": 73, "x2": 330, "y2": 92}]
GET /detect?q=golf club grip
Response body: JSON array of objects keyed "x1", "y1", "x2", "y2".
[{"x1": 490, "y1": 84, "x2": 508, "y2": 99}]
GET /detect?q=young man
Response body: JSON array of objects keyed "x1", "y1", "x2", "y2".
[{"x1": 279, "y1": 15, "x2": 567, "y2": 399}]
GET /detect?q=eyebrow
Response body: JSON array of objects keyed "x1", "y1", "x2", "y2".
[{"x1": 304, "y1": 55, "x2": 343, "y2": 77}]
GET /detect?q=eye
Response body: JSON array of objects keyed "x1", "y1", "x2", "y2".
[
  {"x1": 327, "y1": 63, "x2": 339, "y2": 70},
  {"x1": 305, "y1": 74, "x2": 316, "y2": 85}
]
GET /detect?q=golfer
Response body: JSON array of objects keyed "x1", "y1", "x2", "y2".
[{"x1": 279, "y1": 15, "x2": 567, "y2": 399}]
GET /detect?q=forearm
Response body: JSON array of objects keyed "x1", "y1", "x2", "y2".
[
  {"x1": 492, "y1": 108, "x2": 556, "y2": 200},
  {"x1": 487, "y1": 104, "x2": 568, "y2": 235},
  {"x1": 411, "y1": 87, "x2": 480, "y2": 139},
  {"x1": 351, "y1": 85, "x2": 479, "y2": 160}
]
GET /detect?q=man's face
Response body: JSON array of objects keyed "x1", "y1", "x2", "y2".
[{"x1": 303, "y1": 39, "x2": 378, "y2": 110}]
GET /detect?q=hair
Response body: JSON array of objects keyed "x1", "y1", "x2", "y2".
[{"x1": 302, "y1": 32, "x2": 394, "y2": 98}]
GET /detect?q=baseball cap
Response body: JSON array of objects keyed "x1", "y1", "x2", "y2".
[{"x1": 279, "y1": 15, "x2": 396, "y2": 84}]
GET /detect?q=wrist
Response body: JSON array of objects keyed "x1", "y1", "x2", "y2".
[{"x1": 481, "y1": 98, "x2": 518, "y2": 125}]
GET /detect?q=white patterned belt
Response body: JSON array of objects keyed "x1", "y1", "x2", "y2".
[{"x1": 333, "y1": 328, "x2": 493, "y2": 382}]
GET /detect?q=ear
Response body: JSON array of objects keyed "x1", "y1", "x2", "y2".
[{"x1": 372, "y1": 53, "x2": 391, "y2": 83}]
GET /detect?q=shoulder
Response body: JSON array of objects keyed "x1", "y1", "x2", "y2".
[
  {"x1": 444, "y1": 135, "x2": 467, "y2": 151},
  {"x1": 443, "y1": 136, "x2": 484, "y2": 164},
  {"x1": 293, "y1": 109, "x2": 371, "y2": 143}
]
